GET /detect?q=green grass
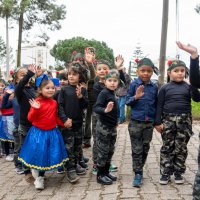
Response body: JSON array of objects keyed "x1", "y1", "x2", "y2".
[{"x1": 192, "y1": 101, "x2": 200, "y2": 120}]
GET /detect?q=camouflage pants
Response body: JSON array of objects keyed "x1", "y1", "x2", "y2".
[
  {"x1": 128, "y1": 120, "x2": 154, "y2": 173},
  {"x1": 193, "y1": 133, "x2": 200, "y2": 200},
  {"x1": 96, "y1": 120, "x2": 117, "y2": 167},
  {"x1": 61, "y1": 127, "x2": 83, "y2": 171},
  {"x1": 92, "y1": 112, "x2": 98, "y2": 164},
  {"x1": 13, "y1": 126, "x2": 22, "y2": 168},
  {"x1": 84, "y1": 104, "x2": 93, "y2": 145},
  {"x1": 160, "y1": 113, "x2": 192, "y2": 176}
]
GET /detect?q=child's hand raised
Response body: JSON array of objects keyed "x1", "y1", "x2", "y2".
[
  {"x1": 134, "y1": 85, "x2": 144, "y2": 100},
  {"x1": 28, "y1": 64, "x2": 36, "y2": 73},
  {"x1": 104, "y1": 101, "x2": 114, "y2": 113},
  {"x1": 176, "y1": 41, "x2": 198, "y2": 59},
  {"x1": 35, "y1": 66, "x2": 43, "y2": 77},
  {"x1": 154, "y1": 124, "x2": 164, "y2": 133},
  {"x1": 115, "y1": 55, "x2": 124, "y2": 70},
  {"x1": 6, "y1": 89, "x2": 14, "y2": 94},
  {"x1": 29, "y1": 98, "x2": 40, "y2": 109},
  {"x1": 84, "y1": 51, "x2": 95, "y2": 64},
  {"x1": 64, "y1": 118, "x2": 72, "y2": 128},
  {"x1": 76, "y1": 84, "x2": 83, "y2": 99}
]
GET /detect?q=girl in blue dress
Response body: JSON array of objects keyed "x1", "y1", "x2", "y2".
[{"x1": 18, "y1": 75, "x2": 68, "y2": 190}]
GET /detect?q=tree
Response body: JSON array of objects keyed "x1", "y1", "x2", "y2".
[
  {"x1": 0, "y1": 36, "x2": 14, "y2": 79},
  {"x1": 128, "y1": 42, "x2": 144, "y2": 77},
  {"x1": 131, "y1": 42, "x2": 144, "y2": 60},
  {"x1": 0, "y1": 36, "x2": 6, "y2": 62},
  {"x1": 0, "y1": 0, "x2": 16, "y2": 79},
  {"x1": 15, "y1": 0, "x2": 66, "y2": 67},
  {"x1": 195, "y1": 3, "x2": 200, "y2": 13},
  {"x1": 50, "y1": 37, "x2": 115, "y2": 66}
]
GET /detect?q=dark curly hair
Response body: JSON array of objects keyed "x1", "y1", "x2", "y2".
[{"x1": 67, "y1": 62, "x2": 86, "y2": 83}]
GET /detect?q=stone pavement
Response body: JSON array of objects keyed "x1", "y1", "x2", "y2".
[{"x1": 0, "y1": 123, "x2": 199, "y2": 200}]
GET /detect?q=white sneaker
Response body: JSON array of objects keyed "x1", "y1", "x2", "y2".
[
  {"x1": 31, "y1": 169, "x2": 39, "y2": 179},
  {"x1": 34, "y1": 176, "x2": 44, "y2": 190},
  {"x1": 5, "y1": 154, "x2": 14, "y2": 162}
]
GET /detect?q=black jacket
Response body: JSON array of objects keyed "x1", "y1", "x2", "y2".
[
  {"x1": 58, "y1": 84, "x2": 88, "y2": 128},
  {"x1": 15, "y1": 70, "x2": 36, "y2": 127},
  {"x1": 93, "y1": 88, "x2": 119, "y2": 128}
]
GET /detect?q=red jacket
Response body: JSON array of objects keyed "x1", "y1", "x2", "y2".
[{"x1": 28, "y1": 96, "x2": 63, "y2": 130}]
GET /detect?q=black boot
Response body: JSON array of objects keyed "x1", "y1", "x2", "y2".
[
  {"x1": 97, "y1": 166, "x2": 113, "y2": 185},
  {"x1": 105, "y1": 163, "x2": 117, "y2": 181}
]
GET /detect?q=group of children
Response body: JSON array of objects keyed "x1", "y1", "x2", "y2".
[{"x1": 0, "y1": 42, "x2": 200, "y2": 199}]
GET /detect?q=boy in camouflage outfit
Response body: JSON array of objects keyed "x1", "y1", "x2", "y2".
[
  {"x1": 93, "y1": 69, "x2": 120, "y2": 185},
  {"x1": 126, "y1": 58, "x2": 158, "y2": 187},
  {"x1": 155, "y1": 58, "x2": 200, "y2": 185},
  {"x1": 177, "y1": 41, "x2": 200, "y2": 200}
]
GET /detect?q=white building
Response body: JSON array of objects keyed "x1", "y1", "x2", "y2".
[{"x1": 20, "y1": 45, "x2": 56, "y2": 69}]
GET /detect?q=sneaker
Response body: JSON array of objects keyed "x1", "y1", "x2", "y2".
[
  {"x1": 34, "y1": 176, "x2": 44, "y2": 190},
  {"x1": 83, "y1": 156, "x2": 89, "y2": 163},
  {"x1": 159, "y1": 175, "x2": 170, "y2": 185},
  {"x1": 174, "y1": 174, "x2": 184, "y2": 184},
  {"x1": 133, "y1": 174, "x2": 143, "y2": 187},
  {"x1": 92, "y1": 165, "x2": 97, "y2": 175},
  {"x1": 82, "y1": 143, "x2": 91, "y2": 148},
  {"x1": 15, "y1": 167, "x2": 25, "y2": 175},
  {"x1": 5, "y1": 154, "x2": 14, "y2": 162},
  {"x1": 109, "y1": 164, "x2": 118, "y2": 172},
  {"x1": 67, "y1": 170, "x2": 80, "y2": 183},
  {"x1": 79, "y1": 160, "x2": 88, "y2": 169},
  {"x1": 76, "y1": 164, "x2": 86, "y2": 175},
  {"x1": 57, "y1": 167, "x2": 65, "y2": 174}
]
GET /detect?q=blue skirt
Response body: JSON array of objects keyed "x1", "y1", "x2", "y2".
[
  {"x1": 0, "y1": 115, "x2": 14, "y2": 142},
  {"x1": 18, "y1": 126, "x2": 68, "y2": 171}
]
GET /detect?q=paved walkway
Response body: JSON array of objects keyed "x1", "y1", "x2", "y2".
[{"x1": 0, "y1": 123, "x2": 199, "y2": 200}]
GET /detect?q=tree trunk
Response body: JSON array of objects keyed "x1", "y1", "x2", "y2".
[
  {"x1": 6, "y1": 15, "x2": 10, "y2": 80},
  {"x1": 159, "y1": 0, "x2": 169, "y2": 87},
  {"x1": 17, "y1": 13, "x2": 24, "y2": 67}
]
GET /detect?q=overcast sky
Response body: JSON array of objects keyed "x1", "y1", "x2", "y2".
[{"x1": 1, "y1": 0, "x2": 200, "y2": 67}]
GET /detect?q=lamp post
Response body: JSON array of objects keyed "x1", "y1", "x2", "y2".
[{"x1": 159, "y1": 0, "x2": 169, "y2": 87}]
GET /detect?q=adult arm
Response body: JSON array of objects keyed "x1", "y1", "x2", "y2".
[
  {"x1": 190, "y1": 57, "x2": 200, "y2": 88},
  {"x1": 190, "y1": 85, "x2": 200, "y2": 102}
]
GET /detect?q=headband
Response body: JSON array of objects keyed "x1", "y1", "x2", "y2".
[{"x1": 35, "y1": 74, "x2": 60, "y2": 87}]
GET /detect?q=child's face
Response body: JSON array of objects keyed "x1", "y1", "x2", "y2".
[
  {"x1": 167, "y1": 66, "x2": 186, "y2": 82},
  {"x1": 137, "y1": 65, "x2": 153, "y2": 83},
  {"x1": 39, "y1": 81, "x2": 55, "y2": 98},
  {"x1": 105, "y1": 77, "x2": 119, "y2": 91},
  {"x1": 0, "y1": 82, "x2": 5, "y2": 93},
  {"x1": 60, "y1": 79, "x2": 68, "y2": 87},
  {"x1": 16, "y1": 68, "x2": 28, "y2": 83},
  {"x1": 68, "y1": 70, "x2": 79, "y2": 85},
  {"x1": 96, "y1": 64, "x2": 109, "y2": 80}
]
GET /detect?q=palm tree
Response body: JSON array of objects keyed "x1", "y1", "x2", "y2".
[{"x1": 0, "y1": 0, "x2": 16, "y2": 80}]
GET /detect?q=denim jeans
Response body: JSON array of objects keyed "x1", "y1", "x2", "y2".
[{"x1": 118, "y1": 96, "x2": 126, "y2": 122}]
